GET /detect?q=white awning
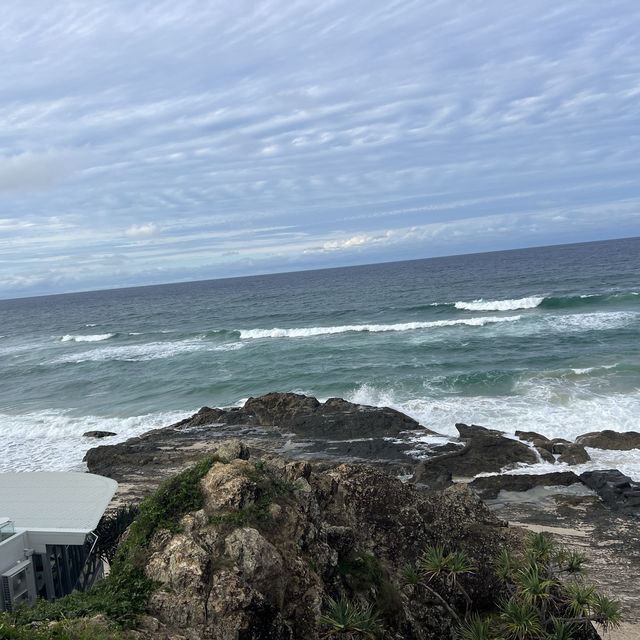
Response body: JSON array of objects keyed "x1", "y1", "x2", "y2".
[{"x1": 0, "y1": 473, "x2": 117, "y2": 533}]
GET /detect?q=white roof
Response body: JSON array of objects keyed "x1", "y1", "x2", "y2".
[{"x1": 0, "y1": 472, "x2": 117, "y2": 533}]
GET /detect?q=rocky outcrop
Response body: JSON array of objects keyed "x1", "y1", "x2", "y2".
[
  {"x1": 580, "y1": 470, "x2": 640, "y2": 514},
  {"x1": 134, "y1": 448, "x2": 516, "y2": 640},
  {"x1": 412, "y1": 423, "x2": 538, "y2": 488},
  {"x1": 84, "y1": 393, "x2": 435, "y2": 488},
  {"x1": 576, "y1": 430, "x2": 640, "y2": 450}
]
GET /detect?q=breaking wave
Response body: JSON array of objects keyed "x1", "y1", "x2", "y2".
[
  {"x1": 61, "y1": 333, "x2": 115, "y2": 342},
  {"x1": 455, "y1": 296, "x2": 543, "y2": 311},
  {"x1": 239, "y1": 316, "x2": 522, "y2": 339}
]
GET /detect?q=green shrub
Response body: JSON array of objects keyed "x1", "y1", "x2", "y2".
[{"x1": 8, "y1": 456, "x2": 220, "y2": 631}]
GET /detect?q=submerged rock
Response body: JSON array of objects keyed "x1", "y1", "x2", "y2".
[{"x1": 83, "y1": 430, "x2": 116, "y2": 438}]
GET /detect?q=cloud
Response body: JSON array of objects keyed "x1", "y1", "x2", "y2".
[
  {"x1": 1, "y1": 1, "x2": 640, "y2": 296},
  {"x1": 125, "y1": 222, "x2": 159, "y2": 238},
  {"x1": 0, "y1": 151, "x2": 77, "y2": 193}
]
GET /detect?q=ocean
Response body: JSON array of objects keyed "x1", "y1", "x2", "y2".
[{"x1": 1, "y1": 237, "x2": 639, "y2": 478}]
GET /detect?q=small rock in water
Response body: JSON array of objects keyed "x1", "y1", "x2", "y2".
[{"x1": 83, "y1": 430, "x2": 116, "y2": 438}]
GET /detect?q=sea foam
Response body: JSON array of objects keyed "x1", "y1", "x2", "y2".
[
  {"x1": 0, "y1": 409, "x2": 190, "y2": 473},
  {"x1": 454, "y1": 296, "x2": 543, "y2": 311},
  {"x1": 61, "y1": 333, "x2": 114, "y2": 342},
  {"x1": 348, "y1": 383, "x2": 640, "y2": 480},
  {"x1": 52, "y1": 339, "x2": 206, "y2": 363},
  {"x1": 239, "y1": 315, "x2": 522, "y2": 339}
]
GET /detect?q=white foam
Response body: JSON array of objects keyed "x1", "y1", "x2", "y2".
[
  {"x1": 52, "y1": 339, "x2": 205, "y2": 363},
  {"x1": 239, "y1": 316, "x2": 522, "y2": 339},
  {"x1": 482, "y1": 448, "x2": 640, "y2": 483},
  {"x1": 61, "y1": 333, "x2": 114, "y2": 343},
  {"x1": 347, "y1": 383, "x2": 640, "y2": 480},
  {"x1": 545, "y1": 311, "x2": 636, "y2": 333},
  {"x1": 570, "y1": 364, "x2": 618, "y2": 375},
  {"x1": 454, "y1": 296, "x2": 543, "y2": 311},
  {"x1": 210, "y1": 342, "x2": 244, "y2": 352},
  {"x1": 0, "y1": 409, "x2": 190, "y2": 473}
]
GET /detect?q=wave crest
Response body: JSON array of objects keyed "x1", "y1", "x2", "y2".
[
  {"x1": 239, "y1": 316, "x2": 521, "y2": 339},
  {"x1": 455, "y1": 296, "x2": 543, "y2": 311},
  {"x1": 61, "y1": 333, "x2": 115, "y2": 342}
]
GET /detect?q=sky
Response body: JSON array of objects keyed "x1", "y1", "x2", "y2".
[{"x1": 1, "y1": 1, "x2": 639, "y2": 299}]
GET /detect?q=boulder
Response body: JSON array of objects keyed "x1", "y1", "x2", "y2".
[
  {"x1": 576, "y1": 430, "x2": 640, "y2": 451},
  {"x1": 244, "y1": 392, "x2": 426, "y2": 439},
  {"x1": 557, "y1": 443, "x2": 590, "y2": 465},
  {"x1": 515, "y1": 430, "x2": 551, "y2": 444},
  {"x1": 580, "y1": 470, "x2": 640, "y2": 514},
  {"x1": 412, "y1": 423, "x2": 538, "y2": 486},
  {"x1": 535, "y1": 446, "x2": 556, "y2": 463},
  {"x1": 83, "y1": 430, "x2": 116, "y2": 438}
]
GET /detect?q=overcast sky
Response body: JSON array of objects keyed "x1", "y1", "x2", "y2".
[{"x1": 1, "y1": 1, "x2": 639, "y2": 298}]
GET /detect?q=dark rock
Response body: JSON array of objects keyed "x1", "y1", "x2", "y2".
[
  {"x1": 469, "y1": 472, "x2": 582, "y2": 500},
  {"x1": 412, "y1": 423, "x2": 538, "y2": 487},
  {"x1": 535, "y1": 446, "x2": 556, "y2": 463},
  {"x1": 550, "y1": 439, "x2": 572, "y2": 454},
  {"x1": 429, "y1": 442, "x2": 465, "y2": 454},
  {"x1": 245, "y1": 392, "x2": 426, "y2": 439},
  {"x1": 244, "y1": 392, "x2": 321, "y2": 425},
  {"x1": 557, "y1": 443, "x2": 590, "y2": 465},
  {"x1": 515, "y1": 430, "x2": 551, "y2": 444},
  {"x1": 84, "y1": 394, "x2": 441, "y2": 485},
  {"x1": 301, "y1": 437, "x2": 414, "y2": 464},
  {"x1": 580, "y1": 470, "x2": 640, "y2": 514},
  {"x1": 576, "y1": 430, "x2": 640, "y2": 451},
  {"x1": 82, "y1": 430, "x2": 117, "y2": 438}
]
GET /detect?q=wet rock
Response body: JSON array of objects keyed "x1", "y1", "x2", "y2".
[
  {"x1": 550, "y1": 438, "x2": 572, "y2": 454},
  {"x1": 515, "y1": 430, "x2": 551, "y2": 444},
  {"x1": 580, "y1": 470, "x2": 640, "y2": 514},
  {"x1": 83, "y1": 430, "x2": 116, "y2": 438},
  {"x1": 469, "y1": 472, "x2": 583, "y2": 500},
  {"x1": 245, "y1": 392, "x2": 427, "y2": 439},
  {"x1": 412, "y1": 423, "x2": 538, "y2": 486},
  {"x1": 535, "y1": 446, "x2": 556, "y2": 463},
  {"x1": 576, "y1": 430, "x2": 640, "y2": 451},
  {"x1": 557, "y1": 443, "x2": 590, "y2": 465}
]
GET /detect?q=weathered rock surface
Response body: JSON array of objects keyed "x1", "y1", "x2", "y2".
[
  {"x1": 579, "y1": 470, "x2": 640, "y2": 514},
  {"x1": 136, "y1": 450, "x2": 516, "y2": 640},
  {"x1": 84, "y1": 393, "x2": 438, "y2": 494},
  {"x1": 577, "y1": 430, "x2": 640, "y2": 451},
  {"x1": 412, "y1": 423, "x2": 538, "y2": 488}
]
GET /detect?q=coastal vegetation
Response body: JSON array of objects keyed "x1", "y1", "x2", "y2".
[
  {"x1": 3, "y1": 456, "x2": 220, "y2": 635},
  {"x1": 0, "y1": 445, "x2": 623, "y2": 639}
]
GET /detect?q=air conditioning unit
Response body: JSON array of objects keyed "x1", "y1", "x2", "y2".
[{"x1": 1, "y1": 559, "x2": 35, "y2": 613}]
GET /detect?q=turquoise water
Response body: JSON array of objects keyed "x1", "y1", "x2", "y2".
[{"x1": 1, "y1": 237, "x2": 639, "y2": 474}]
